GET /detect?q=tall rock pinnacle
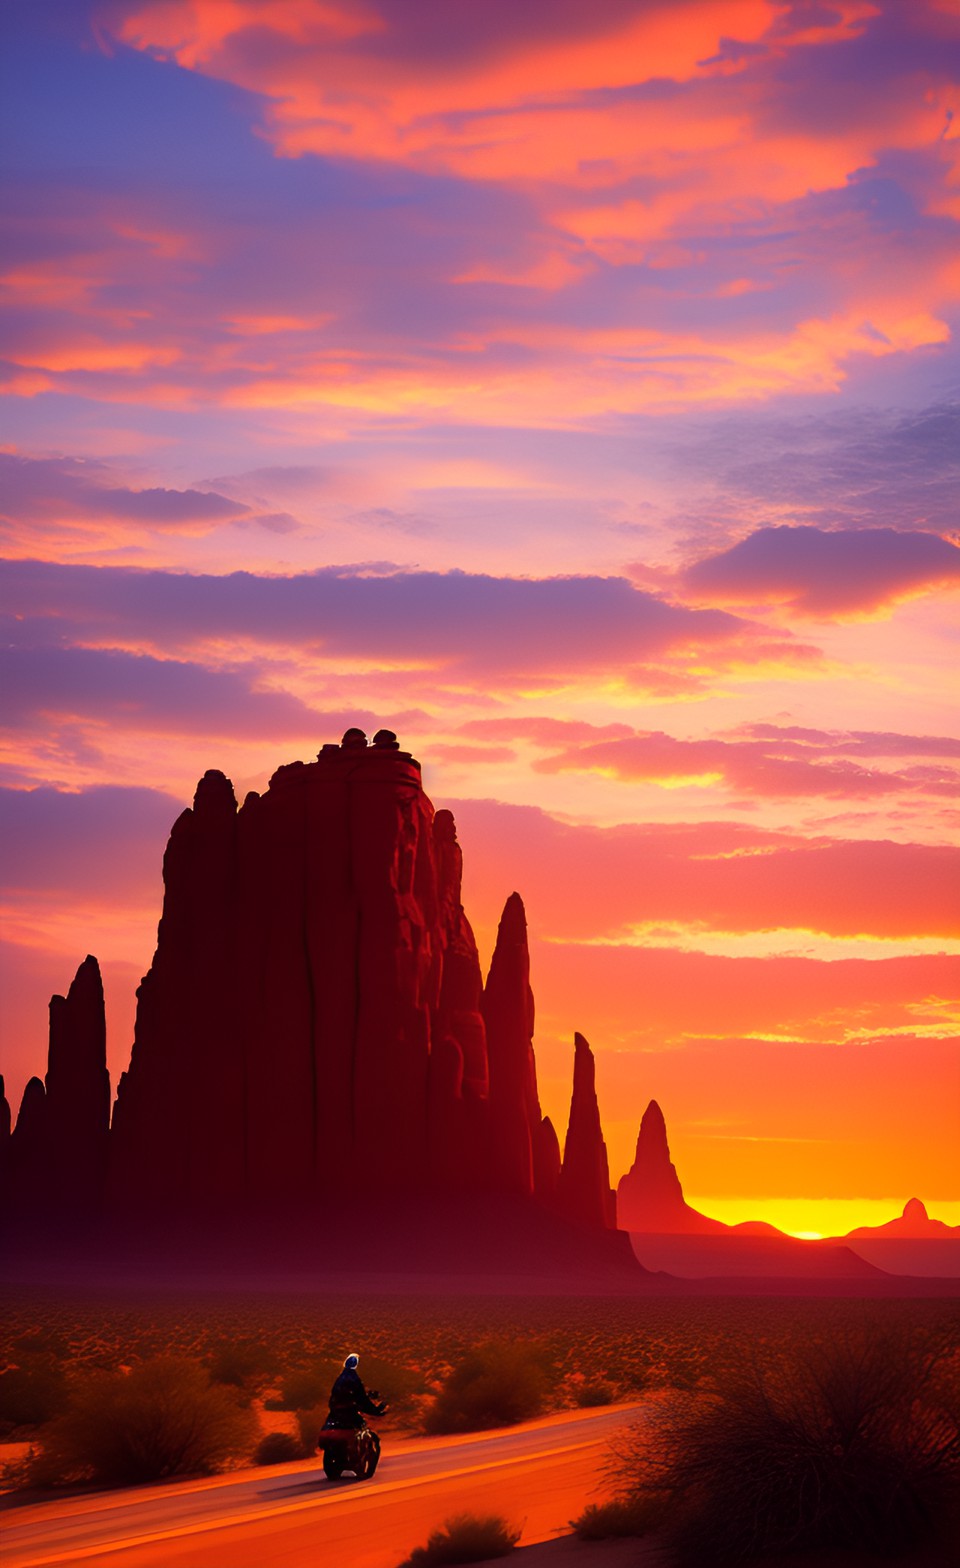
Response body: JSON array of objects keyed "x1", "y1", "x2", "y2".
[
  {"x1": 617, "y1": 1099, "x2": 725, "y2": 1232},
  {"x1": 555, "y1": 1034, "x2": 615, "y2": 1228},
  {"x1": 617, "y1": 1099, "x2": 685, "y2": 1230},
  {"x1": 4, "y1": 958, "x2": 110, "y2": 1222},
  {"x1": 481, "y1": 892, "x2": 543, "y2": 1195},
  {"x1": 45, "y1": 955, "x2": 111, "y2": 1211}
]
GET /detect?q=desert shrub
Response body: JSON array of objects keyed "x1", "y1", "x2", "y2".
[
  {"x1": 614, "y1": 1322, "x2": 960, "y2": 1562},
  {"x1": 573, "y1": 1379, "x2": 614, "y2": 1408},
  {"x1": 0, "y1": 1363, "x2": 70, "y2": 1430},
  {"x1": 294, "y1": 1405, "x2": 327, "y2": 1454},
  {"x1": 572, "y1": 1493, "x2": 668, "y2": 1538},
  {"x1": 11, "y1": 1329, "x2": 70, "y2": 1359},
  {"x1": 355, "y1": 1355, "x2": 424, "y2": 1413},
  {"x1": 397, "y1": 1513, "x2": 520, "y2": 1565},
  {"x1": 254, "y1": 1430, "x2": 304, "y2": 1465},
  {"x1": 27, "y1": 1356, "x2": 258, "y2": 1487},
  {"x1": 423, "y1": 1341, "x2": 550, "y2": 1435},
  {"x1": 276, "y1": 1360, "x2": 339, "y2": 1411},
  {"x1": 208, "y1": 1338, "x2": 277, "y2": 1393}
]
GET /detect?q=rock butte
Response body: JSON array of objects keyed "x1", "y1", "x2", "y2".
[{"x1": 1, "y1": 732, "x2": 617, "y2": 1253}]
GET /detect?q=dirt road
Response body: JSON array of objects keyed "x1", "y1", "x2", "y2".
[{"x1": 2, "y1": 1404, "x2": 643, "y2": 1568}]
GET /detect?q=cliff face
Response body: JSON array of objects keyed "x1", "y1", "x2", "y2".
[{"x1": 109, "y1": 733, "x2": 565, "y2": 1218}]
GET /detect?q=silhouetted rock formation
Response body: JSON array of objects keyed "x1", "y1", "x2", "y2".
[
  {"x1": 105, "y1": 735, "x2": 577, "y2": 1230},
  {"x1": 842, "y1": 1198, "x2": 960, "y2": 1239},
  {"x1": 3, "y1": 958, "x2": 110, "y2": 1221},
  {"x1": 617, "y1": 1099, "x2": 725, "y2": 1233},
  {"x1": 7, "y1": 1077, "x2": 47, "y2": 1215},
  {"x1": 0, "y1": 1076, "x2": 9, "y2": 1148},
  {"x1": 481, "y1": 892, "x2": 544, "y2": 1195},
  {"x1": 46, "y1": 955, "x2": 111, "y2": 1210},
  {"x1": 555, "y1": 1034, "x2": 615, "y2": 1229}
]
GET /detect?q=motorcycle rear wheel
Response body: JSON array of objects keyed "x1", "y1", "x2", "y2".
[{"x1": 322, "y1": 1450, "x2": 345, "y2": 1480}]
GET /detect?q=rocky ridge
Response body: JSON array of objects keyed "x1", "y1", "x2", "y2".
[{"x1": 2, "y1": 731, "x2": 615, "y2": 1251}]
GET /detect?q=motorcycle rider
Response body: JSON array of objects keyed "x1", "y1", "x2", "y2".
[{"x1": 327, "y1": 1353, "x2": 387, "y2": 1433}]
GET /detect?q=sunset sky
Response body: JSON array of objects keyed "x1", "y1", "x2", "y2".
[{"x1": 2, "y1": 0, "x2": 959, "y2": 1237}]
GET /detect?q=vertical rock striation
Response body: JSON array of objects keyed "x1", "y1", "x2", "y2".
[
  {"x1": 555, "y1": 1034, "x2": 615, "y2": 1228},
  {"x1": 108, "y1": 733, "x2": 564, "y2": 1221},
  {"x1": 4, "y1": 734, "x2": 619, "y2": 1245}
]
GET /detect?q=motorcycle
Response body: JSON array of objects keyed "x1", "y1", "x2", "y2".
[{"x1": 317, "y1": 1395, "x2": 388, "y2": 1480}]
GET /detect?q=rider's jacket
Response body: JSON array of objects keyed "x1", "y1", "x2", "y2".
[{"x1": 328, "y1": 1368, "x2": 380, "y2": 1428}]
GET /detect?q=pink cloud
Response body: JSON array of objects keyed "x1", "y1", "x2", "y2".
[
  {"x1": 533, "y1": 727, "x2": 960, "y2": 800},
  {"x1": 0, "y1": 451, "x2": 250, "y2": 539}
]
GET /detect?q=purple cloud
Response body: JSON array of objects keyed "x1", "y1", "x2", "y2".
[
  {"x1": 0, "y1": 644, "x2": 378, "y2": 740},
  {"x1": 680, "y1": 526, "x2": 960, "y2": 616},
  {"x1": 0, "y1": 452, "x2": 249, "y2": 533},
  {"x1": 1, "y1": 558, "x2": 802, "y2": 687},
  {"x1": 0, "y1": 784, "x2": 178, "y2": 898}
]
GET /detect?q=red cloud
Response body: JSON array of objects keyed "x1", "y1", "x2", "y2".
[{"x1": 680, "y1": 525, "x2": 960, "y2": 616}]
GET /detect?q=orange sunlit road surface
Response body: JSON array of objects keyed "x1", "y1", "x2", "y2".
[{"x1": 2, "y1": 1405, "x2": 643, "y2": 1568}]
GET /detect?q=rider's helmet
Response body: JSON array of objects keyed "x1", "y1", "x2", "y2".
[{"x1": 344, "y1": 1353, "x2": 359, "y2": 1370}]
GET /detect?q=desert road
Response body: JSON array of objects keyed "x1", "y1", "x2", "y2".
[{"x1": 2, "y1": 1403, "x2": 643, "y2": 1568}]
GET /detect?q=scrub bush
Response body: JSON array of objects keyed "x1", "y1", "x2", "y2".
[
  {"x1": 0, "y1": 1364, "x2": 70, "y2": 1431},
  {"x1": 572, "y1": 1493, "x2": 668, "y2": 1538},
  {"x1": 423, "y1": 1340, "x2": 550, "y2": 1434},
  {"x1": 253, "y1": 1430, "x2": 304, "y2": 1465},
  {"x1": 612, "y1": 1321, "x2": 960, "y2": 1562},
  {"x1": 28, "y1": 1356, "x2": 257, "y2": 1486},
  {"x1": 275, "y1": 1360, "x2": 339, "y2": 1411},
  {"x1": 397, "y1": 1513, "x2": 520, "y2": 1564},
  {"x1": 207, "y1": 1338, "x2": 278, "y2": 1393},
  {"x1": 294, "y1": 1404, "x2": 325, "y2": 1454},
  {"x1": 573, "y1": 1379, "x2": 614, "y2": 1407}
]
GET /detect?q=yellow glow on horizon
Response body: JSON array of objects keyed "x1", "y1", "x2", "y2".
[{"x1": 688, "y1": 1195, "x2": 960, "y2": 1236}]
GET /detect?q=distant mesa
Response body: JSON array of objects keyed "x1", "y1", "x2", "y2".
[
  {"x1": 617, "y1": 1100, "x2": 956, "y2": 1279},
  {"x1": 1, "y1": 729, "x2": 633, "y2": 1275},
  {"x1": 839, "y1": 1198, "x2": 959, "y2": 1241}
]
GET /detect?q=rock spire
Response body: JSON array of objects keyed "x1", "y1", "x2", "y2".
[
  {"x1": 555, "y1": 1034, "x2": 615, "y2": 1229},
  {"x1": 2, "y1": 957, "x2": 110, "y2": 1221}
]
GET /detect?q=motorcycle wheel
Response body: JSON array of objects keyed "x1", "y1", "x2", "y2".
[{"x1": 322, "y1": 1449, "x2": 345, "y2": 1480}]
